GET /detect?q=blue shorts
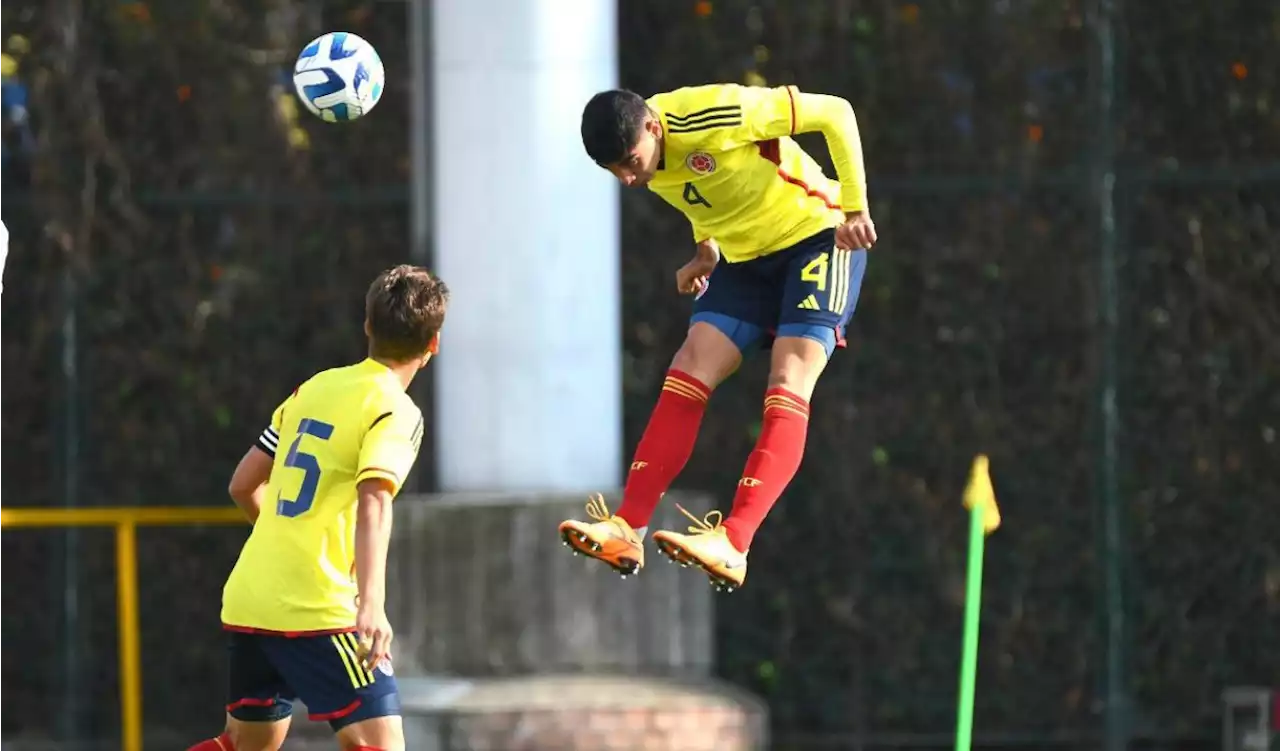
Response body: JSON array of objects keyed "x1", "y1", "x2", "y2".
[
  {"x1": 224, "y1": 630, "x2": 400, "y2": 731},
  {"x1": 691, "y1": 228, "x2": 868, "y2": 357}
]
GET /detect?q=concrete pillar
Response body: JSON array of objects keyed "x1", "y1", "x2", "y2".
[{"x1": 431, "y1": 0, "x2": 620, "y2": 492}]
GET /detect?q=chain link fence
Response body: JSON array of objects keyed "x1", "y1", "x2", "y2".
[{"x1": 2, "y1": 0, "x2": 1277, "y2": 748}]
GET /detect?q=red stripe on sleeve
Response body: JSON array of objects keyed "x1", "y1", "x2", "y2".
[{"x1": 786, "y1": 86, "x2": 797, "y2": 135}]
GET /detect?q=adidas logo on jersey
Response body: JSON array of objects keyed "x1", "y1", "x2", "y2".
[{"x1": 797, "y1": 294, "x2": 820, "y2": 310}]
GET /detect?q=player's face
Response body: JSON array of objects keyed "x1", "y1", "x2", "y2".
[{"x1": 606, "y1": 118, "x2": 662, "y2": 188}]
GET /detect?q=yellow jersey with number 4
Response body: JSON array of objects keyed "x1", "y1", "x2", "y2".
[
  {"x1": 646, "y1": 84, "x2": 869, "y2": 263},
  {"x1": 221, "y1": 358, "x2": 423, "y2": 634}
]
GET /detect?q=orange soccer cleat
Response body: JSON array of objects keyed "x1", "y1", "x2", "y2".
[
  {"x1": 558, "y1": 494, "x2": 645, "y2": 577},
  {"x1": 652, "y1": 505, "x2": 748, "y2": 593}
]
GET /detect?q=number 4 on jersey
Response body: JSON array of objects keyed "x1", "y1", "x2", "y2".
[{"x1": 683, "y1": 181, "x2": 712, "y2": 208}]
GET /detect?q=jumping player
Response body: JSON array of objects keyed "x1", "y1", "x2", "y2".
[
  {"x1": 186, "y1": 265, "x2": 448, "y2": 751},
  {"x1": 560, "y1": 84, "x2": 877, "y2": 592}
]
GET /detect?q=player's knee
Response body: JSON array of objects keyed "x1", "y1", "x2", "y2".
[
  {"x1": 335, "y1": 715, "x2": 405, "y2": 751},
  {"x1": 224, "y1": 719, "x2": 288, "y2": 751},
  {"x1": 767, "y1": 334, "x2": 832, "y2": 400},
  {"x1": 670, "y1": 321, "x2": 744, "y2": 389}
]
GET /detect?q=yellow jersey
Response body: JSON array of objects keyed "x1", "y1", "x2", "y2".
[
  {"x1": 221, "y1": 358, "x2": 424, "y2": 634},
  {"x1": 646, "y1": 84, "x2": 869, "y2": 263}
]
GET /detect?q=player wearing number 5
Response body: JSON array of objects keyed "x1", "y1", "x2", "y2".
[
  {"x1": 561, "y1": 84, "x2": 876, "y2": 592},
  {"x1": 187, "y1": 266, "x2": 449, "y2": 751}
]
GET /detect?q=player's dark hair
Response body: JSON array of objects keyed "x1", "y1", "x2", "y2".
[
  {"x1": 580, "y1": 89, "x2": 651, "y2": 165},
  {"x1": 365, "y1": 264, "x2": 449, "y2": 362}
]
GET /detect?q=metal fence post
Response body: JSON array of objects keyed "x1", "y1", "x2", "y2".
[
  {"x1": 116, "y1": 519, "x2": 143, "y2": 751},
  {"x1": 1089, "y1": 0, "x2": 1130, "y2": 748}
]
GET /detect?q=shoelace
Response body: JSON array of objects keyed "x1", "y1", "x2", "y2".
[
  {"x1": 584, "y1": 493, "x2": 612, "y2": 522},
  {"x1": 675, "y1": 503, "x2": 724, "y2": 535}
]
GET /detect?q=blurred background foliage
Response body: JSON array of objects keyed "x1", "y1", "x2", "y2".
[{"x1": 1, "y1": 0, "x2": 1277, "y2": 747}]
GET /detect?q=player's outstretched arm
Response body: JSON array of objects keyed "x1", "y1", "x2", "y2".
[
  {"x1": 354, "y1": 477, "x2": 395, "y2": 672},
  {"x1": 227, "y1": 445, "x2": 273, "y2": 523},
  {"x1": 790, "y1": 91, "x2": 878, "y2": 248},
  {"x1": 791, "y1": 92, "x2": 870, "y2": 216}
]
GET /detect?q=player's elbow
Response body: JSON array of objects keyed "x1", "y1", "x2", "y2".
[
  {"x1": 228, "y1": 446, "x2": 273, "y2": 511},
  {"x1": 827, "y1": 95, "x2": 856, "y2": 124},
  {"x1": 227, "y1": 478, "x2": 252, "y2": 506},
  {"x1": 227, "y1": 471, "x2": 262, "y2": 512}
]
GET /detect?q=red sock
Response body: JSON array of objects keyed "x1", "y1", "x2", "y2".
[
  {"x1": 616, "y1": 369, "x2": 712, "y2": 529},
  {"x1": 723, "y1": 387, "x2": 810, "y2": 552},
  {"x1": 186, "y1": 733, "x2": 233, "y2": 751}
]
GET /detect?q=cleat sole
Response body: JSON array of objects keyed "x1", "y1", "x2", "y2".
[
  {"x1": 558, "y1": 527, "x2": 642, "y2": 577},
  {"x1": 653, "y1": 537, "x2": 741, "y2": 592}
]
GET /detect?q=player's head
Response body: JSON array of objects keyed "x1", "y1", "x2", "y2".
[
  {"x1": 364, "y1": 264, "x2": 450, "y2": 367},
  {"x1": 581, "y1": 89, "x2": 663, "y2": 187}
]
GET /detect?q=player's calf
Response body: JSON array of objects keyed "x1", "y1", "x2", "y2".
[{"x1": 720, "y1": 336, "x2": 823, "y2": 553}]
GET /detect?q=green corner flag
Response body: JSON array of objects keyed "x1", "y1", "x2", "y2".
[{"x1": 956, "y1": 454, "x2": 1001, "y2": 751}]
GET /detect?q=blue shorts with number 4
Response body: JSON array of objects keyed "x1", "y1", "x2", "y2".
[
  {"x1": 692, "y1": 227, "x2": 868, "y2": 357},
  {"x1": 225, "y1": 630, "x2": 400, "y2": 730}
]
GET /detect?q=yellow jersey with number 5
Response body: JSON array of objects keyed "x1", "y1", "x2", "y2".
[
  {"x1": 221, "y1": 358, "x2": 423, "y2": 634},
  {"x1": 645, "y1": 84, "x2": 869, "y2": 263}
]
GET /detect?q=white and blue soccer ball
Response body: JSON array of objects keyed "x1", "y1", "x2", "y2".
[{"x1": 292, "y1": 32, "x2": 384, "y2": 122}]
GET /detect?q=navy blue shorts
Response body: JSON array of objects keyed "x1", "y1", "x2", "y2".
[
  {"x1": 691, "y1": 228, "x2": 868, "y2": 357},
  {"x1": 224, "y1": 630, "x2": 400, "y2": 731}
]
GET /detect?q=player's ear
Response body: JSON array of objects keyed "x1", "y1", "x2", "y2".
[
  {"x1": 364, "y1": 318, "x2": 372, "y2": 339},
  {"x1": 427, "y1": 331, "x2": 440, "y2": 356},
  {"x1": 645, "y1": 117, "x2": 663, "y2": 138}
]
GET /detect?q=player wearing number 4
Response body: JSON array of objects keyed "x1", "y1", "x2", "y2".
[
  {"x1": 186, "y1": 265, "x2": 449, "y2": 751},
  {"x1": 560, "y1": 84, "x2": 877, "y2": 592}
]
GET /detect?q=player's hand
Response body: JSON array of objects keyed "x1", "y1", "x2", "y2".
[
  {"x1": 676, "y1": 239, "x2": 719, "y2": 295},
  {"x1": 355, "y1": 601, "x2": 393, "y2": 673},
  {"x1": 836, "y1": 211, "x2": 877, "y2": 250}
]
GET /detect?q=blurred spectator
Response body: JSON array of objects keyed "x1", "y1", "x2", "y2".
[{"x1": 2, "y1": 34, "x2": 35, "y2": 186}]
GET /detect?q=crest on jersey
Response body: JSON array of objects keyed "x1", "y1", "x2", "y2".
[{"x1": 685, "y1": 152, "x2": 717, "y2": 175}]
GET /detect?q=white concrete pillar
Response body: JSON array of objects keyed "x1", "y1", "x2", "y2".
[{"x1": 431, "y1": 0, "x2": 620, "y2": 492}]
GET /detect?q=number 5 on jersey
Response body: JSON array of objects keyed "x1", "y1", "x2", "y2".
[{"x1": 277, "y1": 418, "x2": 335, "y2": 518}]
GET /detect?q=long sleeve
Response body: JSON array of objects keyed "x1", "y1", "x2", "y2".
[{"x1": 791, "y1": 92, "x2": 869, "y2": 212}]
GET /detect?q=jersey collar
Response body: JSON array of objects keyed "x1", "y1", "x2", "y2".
[{"x1": 359, "y1": 357, "x2": 395, "y2": 377}]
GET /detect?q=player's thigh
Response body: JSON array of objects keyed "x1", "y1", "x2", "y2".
[
  {"x1": 335, "y1": 715, "x2": 405, "y2": 751},
  {"x1": 225, "y1": 631, "x2": 296, "y2": 749},
  {"x1": 682, "y1": 257, "x2": 778, "y2": 385},
  {"x1": 775, "y1": 231, "x2": 869, "y2": 397},
  {"x1": 262, "y1": 632, "x2": 403, "y2": 739}
]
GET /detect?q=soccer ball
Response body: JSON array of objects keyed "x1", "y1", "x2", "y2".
[{"x1": 292, "y1": 32, "x2": 385, "y2": 122}]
